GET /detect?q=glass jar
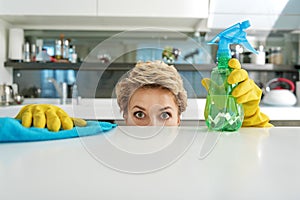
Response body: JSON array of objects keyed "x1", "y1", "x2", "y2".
[{"x1": 269, "y1": 47, "x2": 283, "y2": 65}]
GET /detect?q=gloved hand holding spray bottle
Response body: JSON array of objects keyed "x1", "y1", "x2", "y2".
[{"x1": 204, "y1": 20, "x2": 258, "y2": 131}]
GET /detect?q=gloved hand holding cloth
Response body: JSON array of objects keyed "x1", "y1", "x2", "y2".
[
  {"x1": 202, "y1": 58, "x2": 273, "y2": 127},
  {"x1": 15, "y1": 104, "x2": 87, "y2": 132}
]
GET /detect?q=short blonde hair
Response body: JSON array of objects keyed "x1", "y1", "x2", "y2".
[{"x1": 115, "y1": 60, "x2": 187, "y2": 115}]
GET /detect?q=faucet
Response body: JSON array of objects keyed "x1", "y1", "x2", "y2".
[
  {"x1": 183, "y1": 49, "x2": 200, "y2": 62},
  {"x1": 47, "y1": 78, "x2": 68, "y2": 104}
]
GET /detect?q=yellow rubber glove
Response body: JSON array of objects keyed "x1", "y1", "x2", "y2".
[
  {"x1": 202, "y1": 58, "x2": 273, "y2": 127},
  {"x1": 15, "y1": 104, "x2": 87, "y2": 132}
]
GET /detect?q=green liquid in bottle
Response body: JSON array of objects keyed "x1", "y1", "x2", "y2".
[
  {"x1": 205, "y1": 94, "x2": 244, "y2": 131},
  {"x1": 205, "y1": 55, "x2": 244, "y2": 131}
]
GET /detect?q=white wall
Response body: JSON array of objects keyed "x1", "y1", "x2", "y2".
[{"x1": 0, "y1": 19, "x2": 12, "y2": 84}]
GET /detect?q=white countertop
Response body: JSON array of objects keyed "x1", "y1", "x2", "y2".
[
  {"x1": 1, "y1": 98, "x2": 300, "y2": 121},
  {"x1": 1, "y1": 126, "x2": 300, "y2": 200}
]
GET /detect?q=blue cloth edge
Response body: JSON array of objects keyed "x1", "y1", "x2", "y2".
[{"x1": 0, "y1": 117, "x2": 117, "y2": 143}]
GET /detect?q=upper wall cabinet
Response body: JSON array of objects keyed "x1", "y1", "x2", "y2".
[
  {"x1": 0, "y1": 0, "x2": 208, "y2": 31},
  {"x1": 0, "y1": 0, "x2": 97, "y2": 16},
  {"x1": 208, "y1": 0, "x2": 300, "y2": 30},
  {"x1": 96, "y1": 0, "x2": 209, "y2": 31},
  {"x1": 98, "y1": 0, "x2": 208, "y2": 18}
]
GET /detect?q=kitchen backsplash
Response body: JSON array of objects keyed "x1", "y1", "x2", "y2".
[
  {"x1": 13, "y1": 67, "x2": 298, "y2": 99},
  {"x1": 12, "y1": 30, "x2": 300, "y2": 98},
  {"x1": 13, "y1": 69, "x2": 210, "y2": 98}
]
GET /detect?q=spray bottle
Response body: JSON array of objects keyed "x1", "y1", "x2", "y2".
[{"x1": 205, "y1": 20, "x2": 258, "y2": 131}]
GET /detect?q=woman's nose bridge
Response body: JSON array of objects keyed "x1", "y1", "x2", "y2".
[
  {"x1": 148, "y1": 105, "x2": 158, "y2": 125},
  {"x1": 148, "y1": 114, "x2": 158, "y2": 126},
  {"x1": 147, "y1": 104, "x2": 165, "y2": 126},
  {"x1": 148, "y1": 113, "x2": 165, "y2": 126}
]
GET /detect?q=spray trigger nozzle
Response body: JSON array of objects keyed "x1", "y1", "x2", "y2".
[{"x1": 208, "y1": 20, "x2": 258, "y2": 56}]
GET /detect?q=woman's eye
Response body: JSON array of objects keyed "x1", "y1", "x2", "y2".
[
  {"x1": 134, "y1": 111, "x2": 145, "y2": 119},
  {"x1": 160, "y1": 112, "x2": 171, "y2": 120}
]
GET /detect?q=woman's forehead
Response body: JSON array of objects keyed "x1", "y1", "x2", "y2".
[{"x1": 128, "y1": 87, "x2": 178, "y2": 109}]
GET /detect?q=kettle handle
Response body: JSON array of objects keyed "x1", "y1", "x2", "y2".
[{"x1": 265, "y1": 78, "x2": 295, "y2": 92}]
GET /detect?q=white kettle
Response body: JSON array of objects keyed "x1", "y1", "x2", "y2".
[{"x1": 262, "y1": 78, "x2": 297, "y2": 106}]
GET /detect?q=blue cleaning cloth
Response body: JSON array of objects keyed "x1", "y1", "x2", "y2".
[{"x1": 0, "y1": 117, "x2": 117, "y2": 142}]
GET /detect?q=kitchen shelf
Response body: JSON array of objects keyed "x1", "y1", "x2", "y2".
[
  {"x1": 4, "y1": 61, "x2": 133, "y2": 71},
  {"x1": 4, "y1": 61, "x2": 299, "y2": 72},
  {"x1": 5, "y1": 61, "x2": 214, "y2": 71},
  {"x1": 5, "y1": 61, "x2": 95, "y2": 70}
]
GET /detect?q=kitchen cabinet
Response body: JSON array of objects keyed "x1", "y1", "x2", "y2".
[
  {"x1": 0, "y1": 0, "x2": 208, "y2": 31},
  {"x1": 98, "y1": 0, "x2": 208, "y2": 18},
  {"x1": 0, "y1": 0, "x2": 97, "y2": 16},
  {"x1": 96, "y1": 0, "x2": 209, "y2": 31},
  {"x1": 0, "y1": 0, "x2": 208, "y2": 18},
  {"x1": 208, "y1": 0, "x2": 300, "y2": 30}
]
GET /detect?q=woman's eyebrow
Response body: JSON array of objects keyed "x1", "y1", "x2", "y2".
[
  {"x1": 159, "y1": 106, "x2": 173, "y2": 111},
  {"x1": 132, "y1": 105, "x2": 146, "y2": 110}
]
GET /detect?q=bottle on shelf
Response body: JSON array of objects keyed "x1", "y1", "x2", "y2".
[
  {"x1": 31, "y1": 44, "x2": 36, "y2": 62},
  {"x1": 251, "y1": 45, "x2": 266, "y2": 65},
  {"x1": 68, "y1": 44, "x2": 77, "y2": 63},
  {"x1": 63, "y1": 39, "x2": 70, "y2": 60},
  {"x1": 55, "y1": 39, "x2": 62, "y2": 60},
  {"x1": 55, "y1": 34, "x2": 71, "y2": 62},
  {"x1": 60, "y1": 34, "x2": 64, "y2": 60},
  {"x1": 23, "y1": 42, "x2": 30, "y2": 62}
]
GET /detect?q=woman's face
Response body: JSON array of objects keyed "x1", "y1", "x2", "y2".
[{"x1": 124, "y1": 87, "x2": 180, "y2": 126}]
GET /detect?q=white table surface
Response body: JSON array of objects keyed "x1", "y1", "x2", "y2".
[
  {"x1": 1, "y1": 98, "x2": 300, "y2": 121},
  {"x1": 0, "y1": 126, "x2": 300, "y2": 200}
]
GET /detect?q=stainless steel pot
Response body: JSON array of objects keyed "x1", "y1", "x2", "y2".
[{"x1": 0, "y1": 84, "x2": 14, "y2": 106}]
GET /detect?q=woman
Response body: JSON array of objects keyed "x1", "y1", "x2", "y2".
[
  {"x1": 15, "y1": 59, "x2": 272, "y2": 130},
  {"x1": 115, "y1": 60, "x2": 187, "y2": 126}
]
